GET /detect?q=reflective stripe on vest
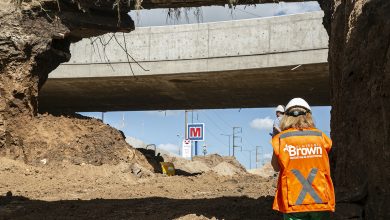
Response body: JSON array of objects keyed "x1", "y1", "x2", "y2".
[
  {"x1": 280, "y1": 130, "x2": 322, "y2": 139},
  {"x1": 291, "y1": 168, "x2": 323, "y2": 205}
]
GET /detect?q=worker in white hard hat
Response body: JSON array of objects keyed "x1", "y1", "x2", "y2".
[
  {"x1": 272, "y1": 105, "x2": 285, "y2": 137},
  {"x1": 271, "y1": 97, "x2": 335, "y2": 220}
]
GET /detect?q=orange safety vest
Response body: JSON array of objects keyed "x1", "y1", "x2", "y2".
[{"x1": 271, "y1": 128, "x2": 335, "y2": 213}]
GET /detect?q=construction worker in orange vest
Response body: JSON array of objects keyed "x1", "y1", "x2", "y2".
[{"x1": 271, "y1": 98, "x2": 335, "y2": 220}]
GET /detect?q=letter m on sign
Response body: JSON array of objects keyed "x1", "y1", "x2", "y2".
[
  {"x1": 187, "y1": 123, "x2": 205, "y2": 141},
  {"x1": 191, "y1": 128, "x2": 201, "y2": 138}
]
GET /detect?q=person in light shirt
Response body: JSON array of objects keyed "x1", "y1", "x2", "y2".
[{"x1": 272, "y1": 105, "x2": 285, "y2": 137}]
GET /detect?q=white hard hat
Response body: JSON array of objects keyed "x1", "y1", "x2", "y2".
[
  {"x1": 285, "y1": 98, "x2": 311, "y2": 112},
  {"x1": 275, "y1": 105, "x2": 285, "y2": 113}
]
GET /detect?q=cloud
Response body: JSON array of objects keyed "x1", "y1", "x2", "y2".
[
  {"x1": 158, "y1": 143, "x2": 180, "y2": 154},
  {"x1": 272, "y1": 2, "x2": 321, "y2": 16},
  {"x1": 250, "y1": 117, "x2": 274, "y2": 130},
  {"x1": 234, "y1": 2, "x2": 321, "y2": 19},
  {"x1": 263, "y1": 153, "x2": 272, "y2": 159}
]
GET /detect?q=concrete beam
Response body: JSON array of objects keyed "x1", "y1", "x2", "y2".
[
  {"x1": 39, "y1": 63, "x2": 329, "y2": 112},
  {"x1": 50, "y1": 12, "x2": 328, "y2": 77},
  {"x1": 39, "y1": 12, "x2": 329, "y2": 112}
]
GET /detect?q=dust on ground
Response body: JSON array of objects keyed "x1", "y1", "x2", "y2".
[{"x1": 0, "y1": 114, "x2": 280, "y2": 219}]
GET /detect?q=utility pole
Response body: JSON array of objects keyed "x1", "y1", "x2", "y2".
[
  {"x1": 101, "y1": 112, "x2": 105, "y2": 123},
  {"x1": 117, "y1": 113, "x2": 125, "y2": 129},
  {"x1": 220, "y1": 134, "x2": 232, "y2": 156},
  {"x1": 256, "y1": 146, "x2": 263, "y2": 168},
  {"x1": 242, "y1": 149, "x2": 255, "y2": 169},
  {"x1": 184, "y1": 110, "x2": 188, "y2": 139},
  {"x1": 232, "y1": 127, "x2": 242, "y2": 157},
  {"x1": 185, "y1": 110, "x2": 199, "y2": 156},
  {"x1": 177, "y1": 134, "x2": 182, "y2": 156},
  {"x1": 190, "y1": 110, "x2": 198, "y2": 156}
]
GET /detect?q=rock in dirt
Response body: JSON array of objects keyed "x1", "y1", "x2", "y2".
[{"x1": 129, "y1": 163, "x2": 155, "y2": 178}]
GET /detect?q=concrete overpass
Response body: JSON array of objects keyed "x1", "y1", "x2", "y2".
[{"x1": 39, "y1": 11, "x2": 329, "y2": 112}]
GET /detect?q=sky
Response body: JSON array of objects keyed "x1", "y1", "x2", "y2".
[
  {"x1": 129, "y1": 1, "x2": 321, "y2": 26},
  {"x1": 81, "y1": 106, "x2": 331, "y2": 170},
  {"x1": 80, "y1": 1, "x2": 328, "y2": 170}
]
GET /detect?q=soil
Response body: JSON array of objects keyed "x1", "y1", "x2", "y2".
[
  {"x1": 0, "y1": 0, "x2": 389, "y2": 219},
  {"x1": 0, "y1": 113, "x2": 280, "y2": 219},
  {"x1": 163, "y1": 154, "x2": 247, "y2": 176},
  {"x1": 0, "y1": 156, "x2": 280, "y2": 219},
  {"x1": 3, "y1": 113, "x2": 153, "y2": 169},
  {"x1": 248, "y1": 163, "x2": 276, "y2": 178},
  {"x1": 0, "y1": 0, "x2": 134, "y2": 156},
  {"x1": 323, "y1": 1, "x2": 390, "y2": 219}
]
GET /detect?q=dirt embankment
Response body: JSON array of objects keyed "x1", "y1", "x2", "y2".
[
  {"x1": 0, "y1": 109, "x2": 278, "y2": 219},
  {"x1": 0, "y1": 152, "x2": 279, "y2": 219},
  {"x1": 320, "y1": 1, "x2": 390, "y2": 219},
  {"x1": 3, "y1": 113, "x2": 152, "y2": 170},
  {"x1": 0, "y1": 0, "x2": 134, "y2": 157},
  {"x1": 248, "y1": 163, "x2": 276, "y2": 178},
  {"x1": 163, "y1": 154, "x2": 248, "y2": 176}
]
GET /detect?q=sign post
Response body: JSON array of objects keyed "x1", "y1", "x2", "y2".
[
  {"x1": 187, "y1": 123, "x2": 205, "y2": 156},
  {"x1": 182, "y1": 139, "x2": 192, "y2": 158}
]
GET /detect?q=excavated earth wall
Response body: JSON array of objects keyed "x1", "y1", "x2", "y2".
[
  {"x1": 0, "y1": 0, "x2": 133, "y2": 118},
  {"x1": 1, "y1": 0, "x2": 70, "y2": 150},
  {"x1": 0, "y1": 0, "x2": 389, "y2": 219},
  {"x1": 320, "y1": 1, "x2": 390, "y2": 219},
  {"x1": 0, "y1": 0, "x2": 150, "y2": 170}
]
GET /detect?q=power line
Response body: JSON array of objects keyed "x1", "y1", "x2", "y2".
[
  {"x1": 207, "y1": 127, "x2": 229, "y2": 148},
  {"x1": 242, "y1": 137, "x2": 258, "y2": 151},
  {"x1": 195, "y1": 113, "x2": 227, "y2": 148},
  {"x1": 202, "y1": 111, "x2": 227, "y2": 133},
  {"x1": 211, "y1": 110, "x2": 232, "y2": 128},
  {"x1": 235, "y1": 8, "x2": 263, "y2": 18},
  {"x1": 211, "y1": 110, "x2": 258, "y2": 153},
  {"x1": 220, "y1": 134, "x2": 232, "y2": 156},
  {"x1": 211, "y1": 110, "x2": 259, "y2": 155},
  {"x1": 242, "y1": 149, "x2": 255, "y2": 169}
]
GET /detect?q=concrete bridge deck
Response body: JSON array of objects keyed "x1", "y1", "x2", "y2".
[{"x1": 39, "y1": 11, "x2": 329, "y2": 112}]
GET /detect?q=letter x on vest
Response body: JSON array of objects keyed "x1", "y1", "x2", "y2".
[{"x1": 291, "y1": 168, "x2": 323, "y2": 205}]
